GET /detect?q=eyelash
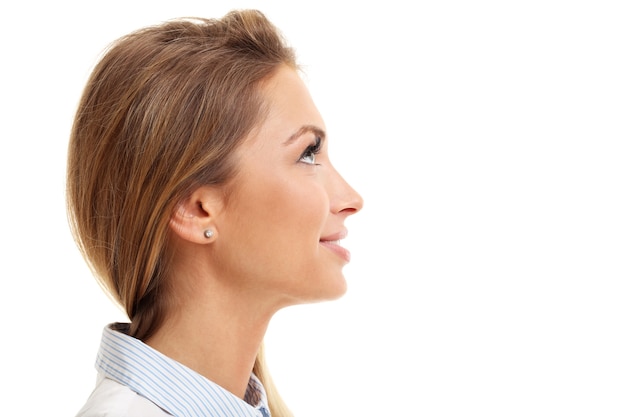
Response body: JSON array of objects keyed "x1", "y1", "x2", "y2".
[{"x1": 298, "y1": 136, "x2": 322, "y2": 165}]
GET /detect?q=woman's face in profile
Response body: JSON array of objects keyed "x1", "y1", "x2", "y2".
[{"x1": 213, "y1": 65, "x2": 363, "y2": 307}]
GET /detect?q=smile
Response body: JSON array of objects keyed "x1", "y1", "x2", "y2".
[{"x1": 320, "y1": 230, "x2": 351, "y2": 263}]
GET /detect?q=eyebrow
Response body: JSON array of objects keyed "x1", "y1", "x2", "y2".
[{"x1": 283, "y1": 124, "x2": 326, "y2": 145}]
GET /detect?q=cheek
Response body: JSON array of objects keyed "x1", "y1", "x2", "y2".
[
  {"x1": 247, "y1": 175, "x2": 327, "y2": 232},
  {"x1": 220, "y1": 176, "x2": 345, "y2": 302},
  {"x1": 228, "y1": 177, "x2": 329, "y2": 266}
]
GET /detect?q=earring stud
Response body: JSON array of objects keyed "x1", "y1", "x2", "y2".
[{"x1": 203, "y1": 229, "x2": 214, "y2": 239}]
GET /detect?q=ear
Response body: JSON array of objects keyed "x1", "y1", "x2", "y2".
[{"x1": 169, "y1": 186, "x2": 224, "y2": 244}]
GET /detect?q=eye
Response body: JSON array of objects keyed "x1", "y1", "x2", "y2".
[{"x1": 298, "y1": 136, "x2": 322, "y2": 165}]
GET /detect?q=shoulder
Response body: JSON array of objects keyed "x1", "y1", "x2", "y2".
[{"x1": 75, "y1": 375, "x2": 170, "y2": 417}]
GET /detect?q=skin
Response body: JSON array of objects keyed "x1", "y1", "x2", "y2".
[{"x1": 147, "y1": 65, "x2": 363, "y2": 399}]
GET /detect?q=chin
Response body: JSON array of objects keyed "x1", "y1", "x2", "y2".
[
  {"x1": 312, "y1": 275, "x2": 348, "y2": 302},
  {"x1": 283, "y1": 272, "x2": 348, "y2": 306}
]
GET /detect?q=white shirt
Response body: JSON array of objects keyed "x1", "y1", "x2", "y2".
[{"x1": 75, "y1": 323, "x2": 271, "y2": 417}]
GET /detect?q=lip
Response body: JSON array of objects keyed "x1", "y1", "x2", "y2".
[{"x1": 319, "y1": 229, "x2": 351, "y2": 262}]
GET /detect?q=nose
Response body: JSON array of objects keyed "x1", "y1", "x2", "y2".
[{"x1": 329, "y1": 165, "x2": 364, "y2": 216}]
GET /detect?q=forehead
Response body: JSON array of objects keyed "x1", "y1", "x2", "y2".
[
  {"x1": 222, "y1": 66, "x2": 325, "y2": 195},
  {"x1": 234, "y1": 65, "x2": 325, "y2": 159},
  {"x1": 256, "y1": 65, "x2": 325, "y2": 136}
]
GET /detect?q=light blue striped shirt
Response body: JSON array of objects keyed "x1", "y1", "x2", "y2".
[{"x1": 77, "y1": 323, "x2": 271, "y2": 417}]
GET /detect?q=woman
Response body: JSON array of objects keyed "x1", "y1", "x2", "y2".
[{"x1": 67, "y1": 9, "x2": 363, "y2": 417}]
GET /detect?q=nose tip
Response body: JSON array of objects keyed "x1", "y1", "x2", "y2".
[
  {"x1": 348, "y1": 189, "x2": 364, "y2": 214},
  {"x1": 335, "y1": 179, "x2": 364, "y2": 216},
  {"x1": 329, "y1": 162, "x2": 363, "y2": 216}
]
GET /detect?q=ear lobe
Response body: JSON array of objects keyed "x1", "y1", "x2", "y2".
[{"x1": 169, "y1": 186, "x2": 222, "y2": 244}]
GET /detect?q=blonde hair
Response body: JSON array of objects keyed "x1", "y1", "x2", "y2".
[{"x1": 67, "y1": 10, "x2": 295, "y2": 416}]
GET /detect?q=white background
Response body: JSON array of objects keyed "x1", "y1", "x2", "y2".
[{"x1": 1, "y1": 1, "x2": 625, "y2": 416}]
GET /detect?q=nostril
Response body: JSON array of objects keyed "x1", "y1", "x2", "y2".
[{"x1": 340, "y1": 207, "x2": 359, "y2": 215}]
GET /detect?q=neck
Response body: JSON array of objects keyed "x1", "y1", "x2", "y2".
[{"x1": 145, "y1": 283, "x2": 275, "y2": 399}]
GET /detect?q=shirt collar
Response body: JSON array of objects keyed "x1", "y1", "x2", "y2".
[{"x1": 95, "y1": 322, "x2": 270, "y2": 417}]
